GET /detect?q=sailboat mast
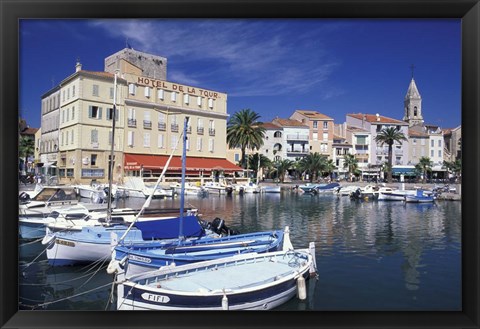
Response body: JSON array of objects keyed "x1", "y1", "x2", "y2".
[
  {"x1": 178, "y1": 116, "x2": 189, "y2": 241},
  {"x1": 106, "y1": 70, "x2": 118, "y2": 223}
]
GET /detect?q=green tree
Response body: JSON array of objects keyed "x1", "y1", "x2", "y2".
[
  {"x1": 416, "y1": 156, "x2": 433, "y2": 184},
  {"x1": 227, "y1": 109, "x2": 266, "y2": 169},
  {"x1": 343, "y1": 154, "x2": 358, "y2": 182},
  {"x1": 247, "y1": 153, "x2": 272, "y2": 181},
  {"x1": 19, "y1": 135, "x2": 35, "y2": 174},
  {"x1": 323, "y1": 159, "x2": 336, "y2": 180},
  {"x1": 374, "y1": 127, "x2": 407, "y2": 183},
  {"x1": 273, "y1": 159, "x2": 294, "y2": 183},
  {"x1": 298, "y1": 152, "x2": 327, "y2": 182}
]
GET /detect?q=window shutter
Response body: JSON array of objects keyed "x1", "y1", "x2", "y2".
[
  {"x1": 89, "y1": 106, "x2": 93, "y2": 118},
  {"x1": 183, "y1": 94, "x2": 189, "y2": 104},
  {"x1": 208, "y1": 98, "x2": 214, "y2": 108},
  {"x1": 158, "y1": 89, "x2": 164, "y2": 100},
  {"x1": 197, "y1": 96, "x2": 202, "y2": 106}
]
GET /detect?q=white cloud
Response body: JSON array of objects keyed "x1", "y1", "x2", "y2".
[{"x1": 90, "y1": 19, "x2": 344, "y2": 98}]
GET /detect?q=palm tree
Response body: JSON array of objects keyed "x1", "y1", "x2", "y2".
[
  {"x1": 19, "y1": 135, "x2": 35, "y2": 174},
  {"x1": 227, "y1": 109, "x2": 266, "y2": 169},
  {"x1": 273, "y1": 159, "x2": 294, "y2": 183},
  {"x1": 343, "y1": 154, "x2": 358, "y2": 182},
  {"x1": 323, "y1": 159, "x2": 336, "y2": 181},
  {"x1": 247, "y1": 153, "x2": 272, "y2": 182},
  {"x1": 416, "y1": 156, "x2": 433, "y2": 184},
  {"x1": 298, "y1": 152, "x2": 327, "y2": 182},
  {"x1": 374, "y1": 127, "x2": 407, "y2": 183}
]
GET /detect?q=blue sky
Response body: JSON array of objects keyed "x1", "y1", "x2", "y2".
[{"x1": 19, "y1": 19, "x2": 461, "y2": 129}]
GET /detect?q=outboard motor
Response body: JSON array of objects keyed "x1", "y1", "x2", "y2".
[
  {"x1": 19, "y1": 191, "x2": 31, "y2": 203},
  {"x1": 209, "y1": 217, "x2": 239, "y2": 236}
]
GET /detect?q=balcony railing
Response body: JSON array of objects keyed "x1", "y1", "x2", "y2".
[
  {"x1": 197, "y1": 127, "x2": 204, "y2": 135},
  {"x1": 158, "y1": 122, "x2": 166, "y2": 131},
  {"x1": 171, "y1": 123, "x2": 179, "y2": 132},
  {"x1": 143, "y1": 120, "x2": 152, "y2": 129},
  {"x1": 127, "y1": 118, "x2": 137, "y2": 128},
  {"x1": 209, "y1": 128, "x2": 215, "y2": 136},
  {"x1": 286, "y1": 149, "x2": 308, "y2": 155},
  {"x1": 286, "y1": 134, "x2": 309, "y2": 141}
]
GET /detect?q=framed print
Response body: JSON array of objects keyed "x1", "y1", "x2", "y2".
[{"x1": 1, "y1": 0, "x2": 479, "y2": 328}]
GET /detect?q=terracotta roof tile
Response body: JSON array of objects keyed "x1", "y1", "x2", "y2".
[
  {"x1": 272, "y1": 118, "x2": 309, "y2": 128},
  {"x1": 294, "y1": 110, "x2": 333, "y2": 120},
  {"x1": 348, "y1": 113, "x2": 407, "y2": 125},
  {"x1": 261, "y1": 122, "x2": 282, "y2": 130}
]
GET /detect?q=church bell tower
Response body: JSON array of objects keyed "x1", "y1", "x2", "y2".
[{"x1": 403, "y1": 66, "x2": 424, "y2": 127}]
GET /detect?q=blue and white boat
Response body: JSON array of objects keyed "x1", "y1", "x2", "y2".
[
  {"x1": 42, "y1": 213, "x2": 208, "y2": 266},
  {"x1": 109, "y1": 227, "x2": 285, "y2": 276},
  {"x1": 404, "y1": 189, "x2": 435, "y2": 203},
  {"x1": 113, "y1": 239, "x2": 317, "y2": 310},
  {"x1": 315, "y1": 182, "x2": 340, "y2": 193}
]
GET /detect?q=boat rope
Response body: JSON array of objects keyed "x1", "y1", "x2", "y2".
[
  {"x1": 115, "y1": 129, "x2": 185, "y2": 247},
  {"x1": 19, "y1": 236, "x2": 45, "y2": 247},
  {"x1": 26, "y1": 281, "x2": 113, "y2": 310},
  {"x1": 105, "y1": 273, "x2": 117, "y2": 310},
  {"x1": 21, "y1": 244, "x2": 50, "y2": 270}
]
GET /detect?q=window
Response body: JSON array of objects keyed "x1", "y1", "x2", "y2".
[
  {"x1": 157, "y1": 89, "x2": 164, "y2": 100},
  {"x1": 107, "y1": 107, "x2": 119, "y2": 121},
  {"x1": 208, "y1": 98, "x2": 214, "y2": 109},
  {"x1": 71, "y1": 130, "x2": 74, "y2": 144},
  {"x1": 144, "y1": 111, "x2": 152, "y2": 129},
  {"x1": 323, "y1": 121, "x2": 328, "y2": 129},
  {"x1": 438, "y1": 150, "x2": 442, "y2": 157},
  {"x1": 72, "y1": 86, "x2": 76, "y2": 97},
  {"x1": 67, "y1": 88, "x2": 70, "y2": 100},
  {"x1": 67, "y1": 168, "x2": 74, "y2": 177},
  {"x1": 127, "y1": 131, "x2": 135, "y2": 146},
  {"x1": 81, "y1": 168, "x2": 104, "y2": 178},
  {"x1": 158, "y1": 134, "x2": 165, "y2": 149},
  {"x1": 128, "y1": 83, "x2": 136, "y2": 95},
  {"x1": 273, "y1": 131, "x2": 282, "y2": 138},
  {"x1": 183, "y1": 94, "x2": 189, "y2": 105},
  {"x1": 143, "y1": 132, "x2": 150, "y2": 147},
  {"x1": 171, "y1": 135, "x2": 178, "y2": 149},
  {"x1": 186, "y1": 138, "x2": 190, "y2": 151},
  {"x1": 197, "y1": 96, "x2": 202, "y2": 107},
  {"x1": 61, "y1": 109, "x2": 65, "y2": 123},
  {"x1": 313, "y1": 133, "x2": 318, "y2": 141},
  {"x1": 438, "y1": 140, "x2": 442, "y2": 147},
  {"x1": 234, "y1": 153, "x2": 240, "y2": 162},
  {"x1": 71, "y1": 106, "x2": 75, "y2": 120},
  {"x1": 323, "y1": 133, "x2": 328, "y2": 141},
  {"x1": 431, "y1": 140, "x2": 434, "y2": 147},
  {"x1": 209, "y1": 120, "x2": 215, "y2": 136},
  {"x1": 313, "y1": 121, "x2": 318, "y2": 129},
  {"x1": 90, "y1": 154, "x2": 97, "y2": 166},
  {"x1": 62, "y1": 90, "x2": 65, "y2": 101},
  {"x1": 110, "y1": 87, "x2": 114, "y2": 99},
  {"x1": 197, "y1": 137, "x2": 202, "y2": 151},
  {"x1": 65, "y1": 131, "x2": 68, "y2": 145},
  {"x1": 89, "y1": 106, "x2": 102, "y2": 119},
  {"x1": 208, "y1": 138, "x2": 214, "y2": 152},
  {"x1": 144, "y1": 87, "x2": 151, "y2": 98},
  {"x1": 171, "y1": 91, "x2": 177, "y2": 102},
  {"x1": 108, "y1": 131, "x2": 112, "y2": 145},
  {"x1": 93, "y1": 84, "x2": 99, "y2": 96},
  {"x1": 91, "y1": 129, "x2": 98, "y2": 143},
  {"x1": 128, "y1": 108, "x2": 136, "y2": 127},
  {"x1": 414, "y1": 107, "x2": 418, "y2": 116},
  {"x1": 431, "y1": 150, "x2": 434, "y2": 157}
]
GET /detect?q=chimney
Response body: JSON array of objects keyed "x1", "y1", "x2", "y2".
[{"x1": 75, "y1": 59, "x2": 82, "y2": 72}]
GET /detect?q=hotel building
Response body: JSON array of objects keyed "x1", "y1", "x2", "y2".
[{"x1": 39, "y1": 48, "x2": 240, "y2": 184}]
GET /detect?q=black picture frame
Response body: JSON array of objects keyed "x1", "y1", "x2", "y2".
[{"x1": 1, "y1": 0, "x2": 479, "y2": 328}]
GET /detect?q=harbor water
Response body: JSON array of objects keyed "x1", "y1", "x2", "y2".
[{"x1": 19, "y1": 189, "x2": 462, "y2": 311}]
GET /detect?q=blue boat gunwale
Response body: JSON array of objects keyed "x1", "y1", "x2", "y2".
[{"x1": 121, "y1": 249, "x2": 312, "y2": 297}]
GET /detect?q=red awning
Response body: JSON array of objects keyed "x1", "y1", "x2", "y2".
[{"x1": 124, "y1": 154, "x2": 242, "y2": 173}]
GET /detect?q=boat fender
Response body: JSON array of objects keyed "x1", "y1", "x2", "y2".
[
  {"x1": 41, "y1": 234, "x2": 55, "y2": 246},
  {"x1": 297, "y1": 276, "x2": 307, "y2": 300},
  {"x1": 222, "y1": 293, "x2": 229, "y2": 310}
]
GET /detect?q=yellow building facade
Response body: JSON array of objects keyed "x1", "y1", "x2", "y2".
[{"x1": 41, "y1": 48, "x2": 239, "y2": 185}]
